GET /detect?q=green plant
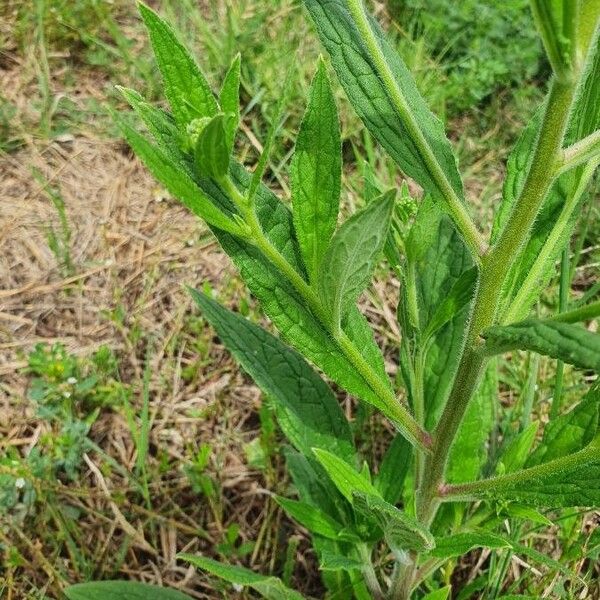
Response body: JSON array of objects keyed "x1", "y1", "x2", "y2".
[{"x1": 77, "y1": 1, "x2": 599, "y2": 597}]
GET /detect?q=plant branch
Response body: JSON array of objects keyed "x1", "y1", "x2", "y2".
[
  {"x1": 556, "y1": 130, "x2": 600, "y2": 175},
  {"x1": 502, "y1": 158, "x2": 598, "y2": 324},
  {"x1": 219, "y1": 176, "x2": 432, "y2": 452},
  {"x1": 345, "y1": 0, "x2": 486, "y2": 260},
  {"x1": 440, "y1": 439, "x2": 600, "y2": 501}
]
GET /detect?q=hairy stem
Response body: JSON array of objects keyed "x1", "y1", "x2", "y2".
[{"x1": 219, "y1": 177, "x2": 432, "y2": 451}]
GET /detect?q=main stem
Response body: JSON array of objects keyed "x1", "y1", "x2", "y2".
[{"x1": 394, "y1": 78, "x2": 577, "y2": 597}]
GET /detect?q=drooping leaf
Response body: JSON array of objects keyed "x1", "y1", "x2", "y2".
[
  {"x1": 352, "y1": 492, "x2": 435, "y2": 553},
  {"x1": 318, "y1": 190, "x2": 394, "y2": 330},
  {"x1": 483, "y1": 319, "x2": 600, "y2": 372},
  {"x1": 114, "y1": 115, "x2": 241, "y2": 236},
  {"x1": 302, "y1": 0, "x2": 465, "y2": 203},
  {"x1": 497, "y1": 422, "x2": 539, "y2": 475},
  {"x1": 374, "y1": 433, "x2": 412, "y2": 505},
  {"x1": 219, "y1": 53, "x2": 241, "y2": 147},
  {"x1": 190, "y1": 290, "x2": 355, "y2": 464},
  {"x1": 195, "y1": 113, "x2": 234, "y2": 180},
  {"x1": 65, "y1": 581, "x2": 193, "y2": 600},
  {"x1": 527, "y1": 385, "x2": 600, "y2": 467},
  {"x1": 312, "y1": 448, "x2": 380, "y2": 504},
  {"x1": 181, "y1": 555, "x2": 305, "y2": 600},
  {"x1": 447, "y1": 361, "x2": 497, "y2": 483},
  {"x1": 275, "y1": 496, "x2": 351, "y2": 541},
  {"x1": 422, "y1": 587, "x2": 452, "y2": 600},
  {"x1": 430, "y1": 532, "x2": 511, "y2": 559},
  {"x1": 138, "y1": 3, "x2": 218, "y2": 127},
  {"x1": 291, "y1": 58, "x2": 341, "y2": 282}
]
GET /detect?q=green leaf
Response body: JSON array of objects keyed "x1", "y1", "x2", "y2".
[
  {"x1": 114, "y1": 114, "x2": 241, "y2": 236},
  {"x1": 423, "y1": 266, "x2": 478, "y2": 341},
  {"x1": 274, "y1": 496, "x2": 349, "y2": 541},
  {"x1": 352, "y1": 491, "x2": 435, "y2": 553},
  {"x1": 497, "y1": 422, "x2": 539, "y2": 475},
  {"x1": 430, "y1": 532, "x2": 511, "y2": 559},
  {"x1": 447, "y1": 361, "x2": 497, "y2": 483},
  {"x1": 194, "y1": 113, "x2": 234, "y2": 179},
  {"x1": 181, "y1": 555, "x2": 305, "y2": 600},
  {"x1": 483, "y1": 319, "x2": 600, "y2": 372},
  {"x1": 501, "y1": 504, "x2": 553, "y2": 526},
  {"x1": 405, "y1": 195, "x2": 442, "y2": 265},
  {"x1": 422, "y1": 587, "x2": 452, "y2": 600},
  {"x1": 291, "y1": 58, "x2": 341, "y2": 282},
  {"x1": 319, "y1": 551, "x2": 364, "y2": 572},
  {"x1": 527, "y1": 385, "x2": 600, "y2": 467},
  {"x1": 219, "y1": 53, "x2": 241, "y2": 147},
  {"x1": 302, "y1": 0, "x2": 465, "y2": 202},
  {"x1": 65, "y1": 581, "x2": 193, "y2": 600},
  {"x1": 312, "y1": 448, "x2": 380, "y2": 504},
  {"x1": 138, "y1": 3, "x2": 218, "y2": 127},
  {"x1": 453, "y1": 438, "x2": 600, "y2": 508},
  {"x1": 318, "y1": 190, "x2": 395, "y2": 330},
  {"x1": 374, "y1": 433, "x2": 412, "y2": 505},
  {"x1": 190, "y1": 290, "x2": 355, "y2": 463}
]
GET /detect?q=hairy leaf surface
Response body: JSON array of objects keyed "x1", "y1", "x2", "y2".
[
  {"x1": 291, "y1": 59, "x2": 341, "y2": 282},
  {"x1": 65, "y1": 582, "x2": 192, "y2": 600},
  {"x1": 483, "y1": 319, "x2": 600, "y2": 371},
  {"x1": 190, "y1": 290, "x2": 355, "y2": 463},
  {"x1": 318, "y1": 190, "x2": 394, "y2": 330},
  {"x1": 430, "y1": 532, "x2": 511, "y2": 559},
  {"x1": 139, "y1": 3, "x2": 218, "y2": 127}
]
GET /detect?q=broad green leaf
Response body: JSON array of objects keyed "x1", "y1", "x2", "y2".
[
  {"x1": 405, "y1": 195, "x2": 442, "y2": 265},
  {"x1": 312, "y1": 448, "x2": 380, "y2": 504},
  {"x1": 447, "y1": 361, "x2": 497, "y2": 483},
  {"x1": 497, "y1": 422, "x2": 539, "y2": 475},
  {"x1": 275, "y1": 496, "x2": 349, "y2": 541},
  {"x1": 302, "y1": 0, "x2": 465, "y2": 202},
  {"x1": 374, "y1": 433, "x2": 412, "y2": 505},
  {"x1": 430, "y1": 532, "x2": 510, "y2": 559},
  {"x1": 139, "y1": 3, "x2": 218, "y2": 127},
  {"x1": 181, "y1": 555, "x2": 305, "y2": 600},
  {"x1": 219, "y1": 53, "x2": 241, "y2": 147},
  {"x1": 65, "y1": 581, "x2": 193, "y2": 600},
  {"x1": 501, "y1": 504, "x2": 553, "y2": 526},
  {"x1": 527, "y1": 385, "x2": 600, "y2": 467},
  {"x1": 190, "y1": 290, "x2": 355, "y2": 463},
  {"x1": 195, "y1": 113, "x2": 234, "y2": 179},
  {"x1": 291, "y1": 58, "x2": 341, "y2": 282},
  {"x1": 483, "y1": 319, "x2": 600, "y2": 371},
  {"x1": 455, "y1": 438, "x2": 600, "y2": 508},
  {"x1": 318, "y1": 190, "x2": 395, "y2": 330},
  {"x1": 422, "y1": 587, "x2": 451, "y2": 600},
  {"x1": 114, "y1": 115, "x2": 241, "y2": 236},
  {"x1": 319, "y1": 551, "x2": 363, "y2": 572},
  {"x1": 352, "y1": 492, "x2": 434, "y2": 553}
]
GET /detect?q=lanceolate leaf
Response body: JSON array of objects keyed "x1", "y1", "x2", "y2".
[
  {"x1": 65, "y1": 582, "x2": 193, "y2": 600},
  {"x1": 352, "y1": 492, "x2": 435, "y2": 553},
  {"x1": 190, "y1": 290, "x2": 355, "y2": 464},
  {"x1": 291, "y1": 58, "x2": 342, "y2": 282},
  {"x1": 497, "y1": 422, "x2": 538, "y2": 474},
  {"x1": 483, "y1": 319, "x2": 600, "y2": 372},
  {"x1": 312, "y1": 448, "x2": 380, "y2": 504},
  {"x1": 181, "y1": 555, "x2": 305, "y2": 600},
  {"x1": 527, "y1": 385, "x2": 600, "y2": 467},
  {"x1": 302, "y1": 0, "x2": 465, "y2": 202},
  {"x1": 318, "y1": 190, "x2": 395, "y2": 331},
  {"x1": 219, "y1": 53, "x2": 241, "y2": 147},
  {"x1": 139, "y1": 3, "x2": 218, "y2": 127}
]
